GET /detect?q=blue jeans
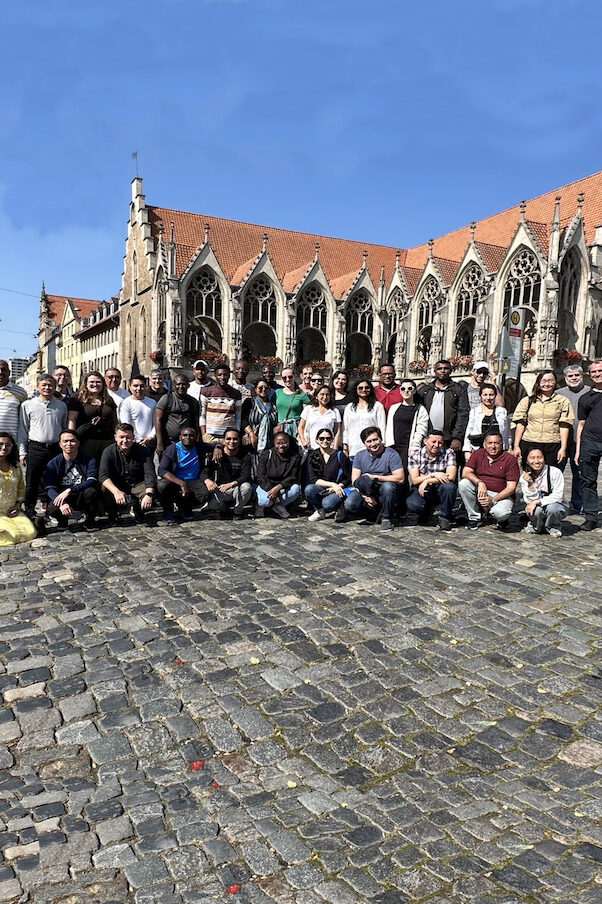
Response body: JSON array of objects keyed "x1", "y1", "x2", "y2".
[
  {"x1": 578, "y1": 440, "x2": 602, "y2": 519},
  {"x1": 255, "y1": 484, "x2": 301, "y2": 509},
  {"x1": 558, "y1": 437, "x2": 583, "y2": 510},
  {"x1": 344, "y1": 475, "x2": 399, "y2": 521},
  {"x1": 406, "y1": 481, "x2": 456, "y2": 520},
  {"x1": 304, "y1": 483, "x2": 344, "y2": 513}
]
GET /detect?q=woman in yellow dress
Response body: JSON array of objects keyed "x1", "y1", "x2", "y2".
[{"x1": 0, "y1": 432, "x2": 37, "y2": 546}]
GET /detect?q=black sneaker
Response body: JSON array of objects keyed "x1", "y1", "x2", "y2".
[
  {"x1": 334, "y1": 508, "x2": 346, "y2": 523},
  {"x1": 580, "y1": 519, "x2": 598, "y2": 531},
  {"x1": 496, "y1": 519, "x2": 511, "y2": 532},
  {"x1": 84, "y1": 520, "x2": 98, "y2": 533},
  {"x1": 34, "y1": 515, "x2": 47, "y2": 537},
  {"x1": 466, "y1": 520, "x2": 480, "y2": 530},
  {"x1": 438, "y1": 517, "x2": 452, "y2": 532}
]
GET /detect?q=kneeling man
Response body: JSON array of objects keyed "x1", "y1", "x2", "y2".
[{"x1": 459, "y1": 431, "x2": 519, "y2": 530}]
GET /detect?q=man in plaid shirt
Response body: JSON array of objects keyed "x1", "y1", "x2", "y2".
[{"x1": 406, "y1": 430, "x2": 457, "y2": 531}]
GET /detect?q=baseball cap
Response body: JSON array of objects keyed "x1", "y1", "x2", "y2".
[
  {"x1": 193, "y1": 359, "x2": 208, "y2": 369},
  {"x1": 473, "y1": 360, "x2": 489, "y2": 372}
]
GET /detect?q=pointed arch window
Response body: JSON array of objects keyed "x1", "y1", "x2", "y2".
[
  {"x1": 558, "y1": 248, "x2": 581, "y2": 347},
  {"x1": 417, "y1": 277, "x2": 443, "y2": 332},
  {"x1": 346, "y1": 289, "x2": 373, "y2": 338},
  {"x1": 132, "y1": 251, "x2": 138, "y2": 298},
  {"x1": 456, "y1": 264, "x2": 486, "y2": 326},
  {"x1": 187, "y1": 267, "x2": 222, "y2": 323},
  {"x1": 503, "y1": 248, "x2": 541, "y2": 345},
  {"x1": 140, "y1": 307, "x2": 147, "y2": 358},
  {"x1": 243, "y1": 275, "x2": 277, "y2": 330},
  {"x1": 386, "y1": 288, "x2": 407, "y2": 340},
  {"x1": 297, "y1": 282, "x2": 327, "y2": 334}
]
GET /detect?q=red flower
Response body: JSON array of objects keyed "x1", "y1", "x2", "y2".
[
  {"x1": 189, "y1": 760, "x2": 204, "y2": 771},
  {"x1": 227, "y1": 884, "x2": 241, "y2": 894},
  {"x1": 173, "y1": 656, "x2": 183, "y2": 665},
  {"x1": 210, "y1": 780, "x2": 221, "y2": 788}
]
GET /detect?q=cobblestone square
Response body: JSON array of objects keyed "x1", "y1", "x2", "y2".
[{"x1": 1, "y1": 512, "x2": 601, "y2": 903}]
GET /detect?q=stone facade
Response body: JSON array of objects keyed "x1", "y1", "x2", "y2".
[{"x1": 118, "y1": 174, "x2": 602, "y2": 391}]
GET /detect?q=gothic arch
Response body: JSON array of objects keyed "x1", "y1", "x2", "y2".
[
  {"x1": 345, "y1": 289, "x2": 374, "y2": 367},
  {"x1": 455, "y1": 263, "x2": 487, "y2": 326},
  {"x1": 414, "y1": 276, "x2": 443, "y2": 359},
  {"x1": 139, "y1": 307, "x2": 147, "y2": 359},
  {"x1": 455, "y1": 317, "x2": 475, "y2": 356},
  {"x1": 185, "y1": 266, "x2": 223, "y2": 355},
  {"x1": 558, "y1": 247, "x2": 581, "y2": 349},
  {"x1": 501, "y1": 246, "x2": 542, "y2": 349}
]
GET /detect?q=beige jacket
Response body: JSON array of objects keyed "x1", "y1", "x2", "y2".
[{"x1": 511, "y1": 393, "x2": 574, "y2": 443}]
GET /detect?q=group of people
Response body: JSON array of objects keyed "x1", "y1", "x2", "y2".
[{"x1": 0, "y1": 353, "x2": 600, "y2": 546}]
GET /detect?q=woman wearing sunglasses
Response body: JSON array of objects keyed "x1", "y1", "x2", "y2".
[
  {"x1": 304, "y1": 428, "x2": 352, "y2": 522},
  {"x1": 342, "y1": 380, "x2": 386, "y2": 460},
  {"x1": 274, "y1": 367, "x2": 310, "y2": 439},
  {"x1": 384, "y1": 379, "x2": 429, "y2": 472}
]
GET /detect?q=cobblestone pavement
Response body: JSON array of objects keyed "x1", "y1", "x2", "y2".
[{"x1": 1, "y1": 509, "x2": 601, "y2": 904}]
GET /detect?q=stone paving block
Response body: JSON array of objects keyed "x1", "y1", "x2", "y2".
[
  {"x1": 124, "y1": 855, "x2": 170, "y2": 888},
  {"x1": 88, "y1": 732, "x2": 132, "y2": 764},
  {"x1": 203, "y1": 718, "x2": 244, "y2": 752}
]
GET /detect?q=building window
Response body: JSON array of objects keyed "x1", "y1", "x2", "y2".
[
  {"x1": 297, "y1": 282, "x2": 327, "y2": 334},
  {"x1": 558, "y1": 248, "x2": 581, "y2": 348},
  {"x1": 455, "y1": 318, "x2": 475, "y2": 356},
  {"x1": 187, "y1": 267, "x2": 222, "y2": 323},
  {"x1": 346, "y1": 290, "x2": 373, "y2": 338},
  {"x1": 417, "y1": 277, "x2": 442, "y2": 332},
  {"x1": 503, "y1": 248, "x2": 541, "y2": 345},
  {"x1": 140, "y1": 307, "x2": 147, "y2": 357},
  {"x1": 456, "y1": 264, "x2": 486, "y2": 326},
  {"x1": 132, "y1": 251, "x2": 138, "y2": 298},
  {"x1": 243, "y1": 275, "x2": 277, "y2": 329}
]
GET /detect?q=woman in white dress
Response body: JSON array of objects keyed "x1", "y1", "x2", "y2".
[
  {"x1": 342, "y1": 380, "x2": 386, "y2": 460},
  {"x1": 298, "y1": 386, "x2": 341, "y2": 451}
]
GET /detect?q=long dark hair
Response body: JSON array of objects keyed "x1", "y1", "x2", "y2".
[
  {"x1": 329, "y1": 370, "x2": 350, "y2": 396},
  {"x1": 311, "y1": 386, "x2": 333, "y2": 409},
  {"x1": 530, "y1": 370, "x2": 557, "y2": 402},
  {"x1": 350, "y1": 378, "x2": 376, "y2": 411},
  {"x1": 0, "y1": 432, "x2": 19, "y2": 467}
]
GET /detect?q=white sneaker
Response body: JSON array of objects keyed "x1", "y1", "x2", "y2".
[
  {"x1": 272, "y1": 503, "x2": 290, "y2": 519},
  {"x1": 547, "y1": 527, "x2": 562, "y2": 538},
  {"x1": 308, "y1": 510, "x2": 325, "y2": 522},
  {"x1": 522, "y1": 523, "x2": 536, "y2": 534}
]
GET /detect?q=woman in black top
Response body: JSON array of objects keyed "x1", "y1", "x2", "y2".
[
  {"x1": 329, "y1": 370, "x2": 354, "y2": 420},
  {"x1": 67, "y1": 371, "x2": 117, "y2": 463},
  {"x1": 304, "y1": 428, "x2": 352, "y2": 523}
]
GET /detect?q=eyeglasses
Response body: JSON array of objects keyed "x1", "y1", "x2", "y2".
[
  {"x1": 357, "y1": 385, "x2": 371, "y2": 391},
  {"x1": 224, "y1": 438, "x2": 239, "y2": 442},
  {"x1": 282, "y1": 375, "x2": 294, "y2": 380},
  {"x1": 400, "y1": 386, "x2": 414, "y2": 391},
  {"x1": 317, "y1": 435, "x2": 332, "y2": 441},
  {"x1": 311, "y1": 378, "x2": 323, "y2": 383}
]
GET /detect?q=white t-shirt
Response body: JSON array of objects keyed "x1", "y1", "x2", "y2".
[
  {"x1": 301, "y1": 405, "x2": 341, "y2": 449},
  {"x1": 107, "y1": 387, "x2": 129, "y2": 415},
  {"x1": 187, "y1": 381, "x2": 213, "y2": 402},
  {"x1": 119, "y1": 396, "x2": 156, "y2": 442}
]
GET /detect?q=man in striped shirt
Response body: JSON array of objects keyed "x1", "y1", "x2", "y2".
[
  {"x1": 0, "y1": 359, "x2": 27, "y2": 444},
  {"x1": 199, "y1": 364, "x2": 242, "y2": 443}
]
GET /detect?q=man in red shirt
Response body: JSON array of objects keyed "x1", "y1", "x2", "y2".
[
  {"x1": 459, "y1": 432, "x2": 519, "y2": 530},
  {"x1": 373, "y1": 363, "x2": 402, "y2": 412}
]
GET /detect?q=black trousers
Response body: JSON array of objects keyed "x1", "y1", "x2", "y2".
[
  {"x1": 47, "y1": 486, "x2": 99, "y2": 524},
  {"x1": 25, "y1": 441, "x2": 59, "y2": 515}
]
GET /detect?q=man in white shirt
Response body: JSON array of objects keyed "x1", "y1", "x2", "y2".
[
  {"x1": 18, "y1": 374, "x2": 68, "y2": 520},
  {"x1": 0, "y1": 359, "x2": 27, "y2": 441},
  {"x1": 228, "y1": 359, "x2": 254, "y2": 400},
  {"x1": 119, "y1": 376, "x2": 156, "y2": 449},
  {"x1": 187, "y1": 359, "x2": 214, "y2": 402},
  {"x1": 104, "y1": 367, "x2": 129, "y2": 411}
]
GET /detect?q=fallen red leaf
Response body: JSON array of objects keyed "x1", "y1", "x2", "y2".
[
  {"x1": 210, "y1": 780, "x2": 220, "y2": 788},
  {"x1": 173, "y1": 656, "x2": 183, "y2": 664},
  {"x1": 226, "y1": 884, "x2": 241, "y2": 894},
  {"x1": 189, "y1": 760, "x2": 204, "y2": 770}
]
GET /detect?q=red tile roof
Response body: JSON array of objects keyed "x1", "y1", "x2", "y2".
[
  {"x1": 44, "y1": 294, "x2": 103, "y2": 324},
  {"x1": 147, "y1": 169, "x2": 602, "y2": 299},
  {"x1": 405, "y1": 169, "x2": 602, "y2": 272}
]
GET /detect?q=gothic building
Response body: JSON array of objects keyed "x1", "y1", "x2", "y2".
[{"x1": 119, "y1": 171, "x2": 602, "y2": 388}]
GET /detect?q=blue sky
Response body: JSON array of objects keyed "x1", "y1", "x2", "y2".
[{"x1": 1, "y1": 0, "x2": 601, "y2": 358}]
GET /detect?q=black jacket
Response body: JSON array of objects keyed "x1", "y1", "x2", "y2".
[
  {"x1": 416, "y1": 381, "x2": 469, "y2": 444},
  {"x1": 256, "y1": 448, "x2": 301, "y2": 491},
  {"x1": 201, "y1": 451, "x2": 252, "y2": 486},
  {"x1": 99, "y1": 443, "x2": 157, "y2": 491}
]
